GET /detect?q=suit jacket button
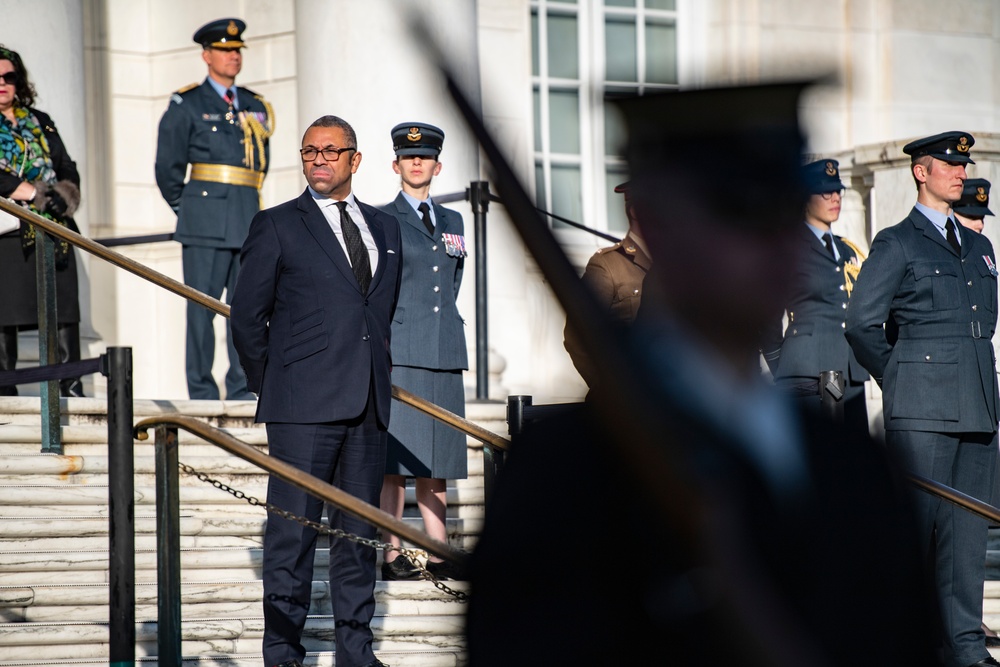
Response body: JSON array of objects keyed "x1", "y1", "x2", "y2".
[
  {"x1": 935, "y1": 269, "x2": 940, "y2": 274},
  {"x1": 202, "y1": 191, "x2": 208, "y2": 196},
  {"x1": 433, "y1": 306, "x2": 440, "y2": 313},
  {"x1": 841, "y1": 322, "x2": 846, "y2": 328},
  {"x1": 968, "y1": 281, "x2": 973, "y2": 286},
  {"x1": 839, "y1": 285, "x2": 845, "y2": 291},
  {"x1": 363, "y1": 334, "x2": 370, "y2": 341},
  {"x1": 433, "y1": 286, "x2": 440, "y2": 293},
  {"x1": 432, "y1": 266, "x2": 439, "y2": 272},
  {"x1": 973, "y1": 305, "x2": 978, "y2": 311},
  {"x1": 432, "y1": 245, "x2": 438, "y2": 251},
  {"x1": 925, "y1": 355, "x2": 931, "y2": 361}
]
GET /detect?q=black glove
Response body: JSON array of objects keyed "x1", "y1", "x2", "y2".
[{"x1": 43, "y1": 189, "x2": 68, "y2": 218}]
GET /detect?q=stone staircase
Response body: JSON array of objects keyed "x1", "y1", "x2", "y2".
[{"x1": 0, "y1": 396, "x2": 507, "y2": 666}]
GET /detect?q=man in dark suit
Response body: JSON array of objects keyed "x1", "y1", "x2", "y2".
[
  {"x1": 846, "y1": 131, "x2": 1000, "y2": 667},
  {"x1": 230, "y1": 115, "x2": 400, "y2": 667},
  {"x1": 377, "y1": 123, "x2": 469, "y2": 582},
  {"x1": 155, "y1": 17, "x2": 274, "y2": 400},
  {"x1": 761, "y1": 159, "x2": 870, "y2": 440}
]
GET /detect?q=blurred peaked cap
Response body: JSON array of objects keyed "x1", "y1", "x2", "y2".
[
  {"x1": 802, "y1": 159, "x2": 845, "y2": 195},
  {"x1": 902, "y1": 131, "x2": 975, "y2": 164},
  {"x1": 391, "y1": 122, "x2": 445, "y2": 156},
  {"x1": 613, "y1": 181, "x2": 631, "y2": 194},
  {"x1": 194, "y1": 18, "x2": 247, "y2": 49},
  {"x1": 614, "y1": 82, "x2": 811, "y2": 229},
  {"x1": 953, "y1": 178, "x2": 994, "y2": 218}
]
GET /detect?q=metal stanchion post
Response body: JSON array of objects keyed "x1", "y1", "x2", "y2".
[
  {"x1": 105, "y1": 348, "x2": 135, "y2": 667},
  {"x1": 470, "y1": 180, "x2": 491, "y2": 400},
  {"x1": 35, "y1": 229, "x2": 60, "y2": 454},
  {"x1": 155, "y1": 424, "x2": 182, "y2": 665}
]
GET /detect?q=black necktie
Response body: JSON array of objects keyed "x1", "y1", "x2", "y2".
[
  {"x1": 945, "y1": 218, "x2": 961, "y2": 255},
  {"x1": 335, "y1": 201, "x2": 372, "y2": 295},
  {"x1": 823, "y1": 233, "x2": 836, "y2": 259},
  {"x1": 224, "y1": 88, "x2": 234, "y2": 107},
  {"x1": 418, "y1": 201, "x2": 434, "y2": 236}
]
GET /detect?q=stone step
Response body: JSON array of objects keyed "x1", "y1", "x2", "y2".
[
  {"x1": 0, "y1": 652, "x2": 464, "y2": 666},
  {"x1": 0, "y1": 514, "x2": 479, "y2": 545}
]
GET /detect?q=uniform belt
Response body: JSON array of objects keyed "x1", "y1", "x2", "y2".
[
  {"x1": 897, "y1": 322, "x2": 985, "y2": 339},
  {"x1": 189, "y1": 163, "x2": 264, "y2": 189}
]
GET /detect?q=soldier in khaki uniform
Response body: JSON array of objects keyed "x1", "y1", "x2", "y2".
[{"x1": 564, "y1": 182, "x2": 651, "y2": 388}]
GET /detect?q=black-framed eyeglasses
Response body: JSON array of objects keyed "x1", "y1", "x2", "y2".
[
  {"x1": 820, "y1": 188, "x2": 844, "y2": 200},
  {"x1": 0, "y1": 72, "x2": 18, "y2": 86},
  {"x1": 300, "y1": 146, "x2": 356, "y2": 162}
]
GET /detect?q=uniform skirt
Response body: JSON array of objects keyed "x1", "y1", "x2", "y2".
[
  {"x1": 386, "y1": 365, "x2": 468, "y2": 479},
  {"x1": 0, "y1": 229, "x2": 80, "y2": 327}
]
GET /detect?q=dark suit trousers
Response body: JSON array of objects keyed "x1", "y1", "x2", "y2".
[
  {"x1": 886, "y1": 429, "x2": 998, "y2": 667},
  {"x1": 774, "y1": 378, "x2": 869, "y2": 443},
  {"x1": 181, "y1": 245, "x2": 251, "y2": 400},
  {"x1": 262, "y1": 406, "x2": 387, "y2": 667}
]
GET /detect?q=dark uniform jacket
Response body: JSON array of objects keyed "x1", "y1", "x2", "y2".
[
  {"x1": 564, "y1": 231, "x2": 651, "y2": 386},
  {"x1": 761, "y1": 223, "x2": 869, "y2": 384},
  {"x1": 230, "y1": 190, "x2": 402, "y2": 427},
  {"x1": 379, "y1": 193, "x2": 468, "y2": 371},
  {"x1": 845, "y1": 208, "x2": 999, "y2": 434},
  {"x1": 154, "y1": 79, "x2": 271, "y2": 249},
  {"x1": 0, "y1": 108, "x2": 81, "y2": 326}
]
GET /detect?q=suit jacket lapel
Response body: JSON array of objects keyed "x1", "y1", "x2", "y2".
[
  {"x1": 800, "y1": 223, "x2": 837, "y2": 264},
  {"x1": 958, "y1": 223, "x2": 974, "y2": 260},
  {"x1": 298, "y1": 190, "x2": 359, "y2": 289},
  {"x1": 358, "y1": 199, "x2": 388, "y2": 294}
]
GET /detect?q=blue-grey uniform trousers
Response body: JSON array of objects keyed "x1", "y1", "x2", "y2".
[
  {"x1": 182, "y1": 245, "x2": 251, "y2": 400},
  {"x1": 886, "y1": 429, "x2": 998, "y2": 667}
]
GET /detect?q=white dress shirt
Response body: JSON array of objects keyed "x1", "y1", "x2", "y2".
[{"x1": 308, "y1": 187, "x2": 380, "y2": 275}]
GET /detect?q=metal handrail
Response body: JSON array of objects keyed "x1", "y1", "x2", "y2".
[
  {"x1": 133, "y1": 414, "x2": 466, "y2": 564},
  {"x1": 909, "y1": 473, "x2": 1000, "y2": 524},
  {"x1": 0, "y1": 195, "x2": 508, "y2": 452}
]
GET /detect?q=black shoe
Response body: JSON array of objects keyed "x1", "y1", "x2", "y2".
[
  {"x1": 967, "y1": 658, "x2": 1000, "y2": 667},
  {"x1": 359, "y1": 661, "x2": 388, "y2": 667},
  {"x1": 381, "y1": 555, "x2": 419, "y2": 580},
  {"x1": 986, "y1": 635, "x2": 1000, "y2": 648},
  {"x1": 426, "y1": 558, "x2": 466, "y2": 581},
  {"x1": 272, "y1": 661, "x2": 303, "y2": 667}
]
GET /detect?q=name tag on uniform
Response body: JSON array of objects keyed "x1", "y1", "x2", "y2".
[
  {"x1": 984, "y1": 255, "x2": 998, "y2": 277},
  {"x1": 442, "y1": 233, "x2": 467, "y2": 258},
  {"x1": 202, "y1": 113, "x2": 222, "y2": 121}
]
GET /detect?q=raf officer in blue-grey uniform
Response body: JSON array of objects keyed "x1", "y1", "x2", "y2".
[
  {"x1": 761, "y1": 159, "x2": 870, "y2": 441},
  {"x1": 846, "y1": 132, "x2": 1000, "y2": 667},
  {"x1": 155, "y1": 18, "x2": 274, "y2": 400},
  {"x1": 377, "y1": 123, "x2": 469, "y2": 582},
  {"x1": 954, "y1": 178, "x2": 994, "y2": 235}
]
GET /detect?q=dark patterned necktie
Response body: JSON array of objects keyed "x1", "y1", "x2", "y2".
[
  {"x1": 823, "y1": 233, "x2": 836, "y2": 259},
  {"x1": 335, "y1": 201, "x2": 372, "y2": 295},
  {"x1": 418, "y1": 201, "x2": 435, "y2": 236},
  {"x1": 945, "y1": 218, "x2": 961, "y2": 255},
  {"x1": 223, "y1": 89, "x2": 234, "y2": 106}
]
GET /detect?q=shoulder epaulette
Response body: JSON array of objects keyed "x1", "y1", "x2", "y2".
[
  {"x1": 175, "y1": 82, "x2": 199, "y2": 95},
  {"x1": 595, "y1": 241, "x2": 624, "y2": 255}
]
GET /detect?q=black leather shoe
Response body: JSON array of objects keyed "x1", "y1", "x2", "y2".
[
  {"x1": 381, "y1": 555, "x2": 419, "y2": 580},
  {"x1": 986, "y1": 635, "x2": 1000, "y2": 648},
  {"x1": 426, "y1": 558, "x2": 466, "y2": 581},
  {"x1": 359, "y1": 660, "x2": 388, "y2": 667},
  {"x1": 967, "y1": 658, "x2": 1000, "y2": 666},
  {"x1": 272, "y1": 661, "x2": 303, "y2": 667}
]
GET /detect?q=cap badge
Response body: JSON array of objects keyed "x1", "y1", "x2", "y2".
[
  {"x1": 957, "y1": 136, "x2": 970, "y2": 153},
  {"x1": 407, "y1": 127, "x2": 422, "y2": 142},
  {"x1": 977, "y1": 187, "x2": 988, "y2": 203},
  {"x1": 824, "y1": 161, "x2": 836, "y2": 177},
  {"x1": 226, "y1": 20, "x2": 239, "y2": 36}
]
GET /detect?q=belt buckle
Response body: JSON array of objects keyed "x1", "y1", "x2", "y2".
[{"x1": 971, "y1": 321, "x2": 982, "y2": 339}]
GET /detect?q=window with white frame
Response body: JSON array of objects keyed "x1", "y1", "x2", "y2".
[{"x1": 531, "y1": 0, "x2": 679, "y2": 234}]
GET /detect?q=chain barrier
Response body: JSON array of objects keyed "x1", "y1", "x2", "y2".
[{"x1": 177, "y1": 461, "x2": 470, "y2": 601}]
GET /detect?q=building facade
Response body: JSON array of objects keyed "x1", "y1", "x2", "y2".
[{"x1": 5, "y1": 0, "x2": 1000, "y2": 404}]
